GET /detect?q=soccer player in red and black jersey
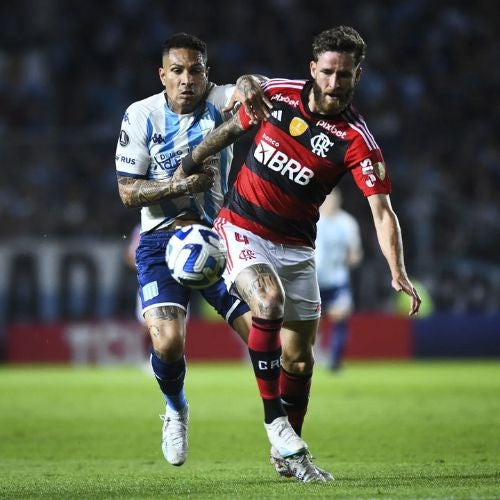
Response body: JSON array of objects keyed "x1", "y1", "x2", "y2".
[{"x1": 179, "y1": 26, "x2": 421, "y2": 482}]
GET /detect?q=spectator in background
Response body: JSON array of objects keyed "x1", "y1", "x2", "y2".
[
  {"x1": 316, "y1": 188, "x2": 363, "y2": 371},
  {"x1": 124, "y1": 224, "x2": 145, "y2": 325}
]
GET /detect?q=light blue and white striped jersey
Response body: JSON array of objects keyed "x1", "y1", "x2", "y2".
[
  {"x1": 115, "y1": 83, "x2": 235, "y2": 233},
  {"x1": 316, "y1": 210, "x2": 362, "y2": 288}
]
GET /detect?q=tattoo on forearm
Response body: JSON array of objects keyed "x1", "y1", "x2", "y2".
[
  {"x1": 117, "y1": 174, "x2": 207, "y2": 208},
  {"x1": 192, "y1": 114, "x2": 246, "y2": 164}
]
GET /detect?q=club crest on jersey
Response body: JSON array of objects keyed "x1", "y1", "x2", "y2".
[
  {"x1": 289, "y1": 117, "x2": 308, "y2": 137},
  {"x1": 310, "y1": 132, "x2": 334, "y2": 158},
  {"x1": 374, "y1": 161, "x2": 386, "y2": 180}
]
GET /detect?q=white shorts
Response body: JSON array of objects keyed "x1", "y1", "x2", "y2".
[{"x1": 214, "y1": 219, "x2": 321, "y2": 322}]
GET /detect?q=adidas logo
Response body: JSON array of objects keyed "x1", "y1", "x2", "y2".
[{"x1": 271, "y1": 110, "x2": 283, "y2": 121}]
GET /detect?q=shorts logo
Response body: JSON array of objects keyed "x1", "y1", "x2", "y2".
[
  {"x1": 239, "y1": 249, "x2": 256, "y2": 261},
  {"x1": 289, "y1": 117, "x2": 308, "y2": 137},
  {"x1": 310, "y1": 132, "x2": 334, "y2": 157},
  {"x1": 143, "y1": 281, "x2": 159, "y2": 301}
]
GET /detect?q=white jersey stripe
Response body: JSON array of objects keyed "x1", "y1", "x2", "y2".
[
  {"x1": 343, "y1": 108, "x2": 378, "y2": 150},
  {"x1": 262, "y1": 79, "x2": 306, "y2": 91}
]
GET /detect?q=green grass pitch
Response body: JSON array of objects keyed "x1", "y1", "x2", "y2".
[{"x1": 1, "y1": 360, "x2": 499, "y2": 498}]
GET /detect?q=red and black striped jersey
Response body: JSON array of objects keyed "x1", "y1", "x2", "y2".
[{"x1": 218, "y1": 78, "x2": 391, "y2": 248}]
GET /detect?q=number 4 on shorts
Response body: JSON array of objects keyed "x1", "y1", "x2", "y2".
[{"x1": 235, "y1": 232, "x2": 249, "y2": 245}]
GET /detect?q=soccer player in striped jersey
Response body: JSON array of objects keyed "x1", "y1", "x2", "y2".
[
  {"x1": 115, "y1": 33, "x2": 271, "y2": 469},
  {"x1": 180, "y1": 26, "x2": 422, "y2": 482}
]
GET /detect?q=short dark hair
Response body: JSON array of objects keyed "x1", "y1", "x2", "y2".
[
  {"x1": 162, "y1": 33, "x2": 207, "y2": 63},
  {"x1": 312, "y1": 26, "x2": 366, "y2": 66}
]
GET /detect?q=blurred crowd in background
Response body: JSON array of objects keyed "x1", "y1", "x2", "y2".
[{"x1": 1, "y1": 0, "x2": 499, "y2": 315}]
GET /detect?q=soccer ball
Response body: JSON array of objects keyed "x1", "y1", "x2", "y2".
[{"x1": 166, "y1": 224, "x2": 227, "y2": 289}]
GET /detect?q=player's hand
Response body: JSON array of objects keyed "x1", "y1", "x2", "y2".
[
  {"x1": 391, "y1": 276, "x2": 422, "y2": 316},
  {"x1": 172, "y1": 166, "x2": 214, "y2": 194},
  {"x1": 186, "y1": 172, "x2": 214, "y2": 193},
  {"x1": 224, "y1": 75, "x2": 272, "y2": 124},
  {"x1": 201, "y1": 156, "x2": 218, "y2": 178}
]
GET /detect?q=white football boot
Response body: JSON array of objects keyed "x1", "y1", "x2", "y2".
[
  {"x1": 160, "y1": 404, "x2": 189, "y2": 466},
  {"x1": 270, "y1": 447, "x2": 335, "y2": 481},
  {"x1": 264, "y1": 416, "x2": 307, "y2": 457}
]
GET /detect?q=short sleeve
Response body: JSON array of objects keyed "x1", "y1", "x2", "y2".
[{"x1": 115, "y1": 103, "x2": 152, "y2": 178}]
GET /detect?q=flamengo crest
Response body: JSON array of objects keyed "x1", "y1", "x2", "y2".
[{"x1": 310, "y1": 133, "x2": 334, "y2": 157}]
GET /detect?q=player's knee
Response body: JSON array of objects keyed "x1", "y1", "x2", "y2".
[
  {"x1": 255, "y1": 288, "x2": 285, "y2": 319},
  {"x1": 281, "y1": 348, "x2": 314, "y2": 374},
  {"x1": 149, "y1": 328, "x2": 185, "y2": 361}
]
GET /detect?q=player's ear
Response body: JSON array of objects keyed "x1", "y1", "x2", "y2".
[
  {"x1": 310, "y1": 61, "x2": 317, "y2": 79},
  {"x1": 355, "y1": 66, "x2": 362, "y2": 84},
  {"x1": 205, "y1": 66, "x2": 210, "y2": 79},
  {"x1": 159, "y1": 67, "x2": 166, "y2": 86}
]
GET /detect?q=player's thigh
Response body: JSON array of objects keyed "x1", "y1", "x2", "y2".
[
  {"x1": 281, "y1": 318, "x2": 320, "y2": 373},
  {"x1": 136, "y1": 231, "x2": 192, "y2": 316},
  {"x1": 278, "y1": 245, "x2": 320, "y2": 323},
  {"x1": 235, "y1": 263, "x2": 285, "y2": 317}
]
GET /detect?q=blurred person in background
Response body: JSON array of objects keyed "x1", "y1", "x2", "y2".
[
  {"x1": 115, "y1": 33, "x2": 271, "y2": 469},
  {"x1": 124, "y1": 223, "x2": 145, "y2": 326},
  {"x1": 316, "y1": 188, "x2": 363, "y2": 371},
  {"x1": 181, "y1": 25, "x2": 421, "y2": 482}
]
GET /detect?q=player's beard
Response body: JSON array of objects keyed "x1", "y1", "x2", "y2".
[{"x1": 312, "y1": 81, "x2": 354, "y2": 116}]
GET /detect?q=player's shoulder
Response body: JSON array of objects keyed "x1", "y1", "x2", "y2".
[
  {"x1": 206, "y1": 82, "x2": 235, "y2": 108},
  {"x1": 262, "y1": 78, "x2": 307, "y2": 91},
  {"x1": 262, "y1": 78, "x2": 307, "y2": 98},
  {"x1": 126, "y1": 91, "x2": 165, "y2": 118},
  {"x1": 340, "y1": 104, "x2": 379, "y2": 151}
]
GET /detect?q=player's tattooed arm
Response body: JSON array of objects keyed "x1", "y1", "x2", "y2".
[
  {"x1": 228, "y1": 74, "x2": 272, "y2": 123},
  {"x1": 191, "y1": 113, "x2": 247, "y2": 166},
  {"x1": 117, "y1": 172, "x2": 213, "y2": 208}
]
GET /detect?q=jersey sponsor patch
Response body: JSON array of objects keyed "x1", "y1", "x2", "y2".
[
  {"x1": 289, "y1": 117, "x2": 308, "y2": 136},
  {"x1": 374, "y1": 161, "x2": 386, "y2": 180},
  {"x1": 253, "y1": 139, "x2": 314, "y2": 186}
]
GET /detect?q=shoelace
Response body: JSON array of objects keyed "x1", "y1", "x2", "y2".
[
  {"x1": 160, "y1": 414, "x2": 187, "y2": 447},
  {"x1": 289, "y1": 454, "x2": 323, "y2": 482},
  {"x1": 276, "y1": 420, "x2": 300, "y2": 445}
]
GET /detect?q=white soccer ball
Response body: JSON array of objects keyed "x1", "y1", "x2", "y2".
[{"x1": 166, "y1": 224, "x2": 227, "y2": 289}]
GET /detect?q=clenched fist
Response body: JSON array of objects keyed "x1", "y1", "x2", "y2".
[{"x1": 172, "y1": 164, "x2": 214, "y2": 194}]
